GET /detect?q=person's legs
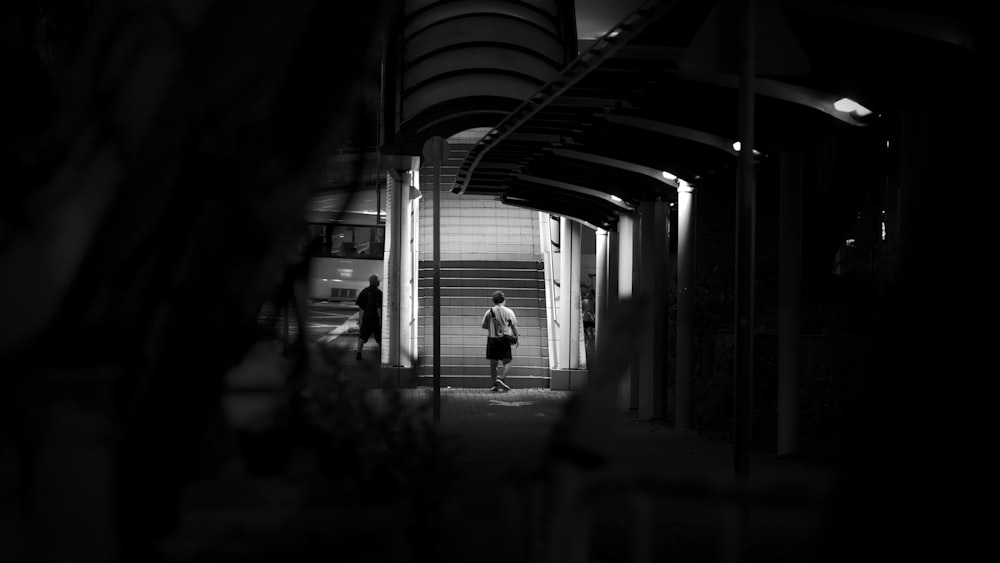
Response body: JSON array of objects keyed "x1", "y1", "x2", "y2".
[
  {"x1": 495, "y1": 359, "x2": 512, "y2": 391},
  {"x1": 489, "y1": 359, "x2": 500, "y2": 390},
  {"x1": 356, "y1": 336, "x2": 364, "y2": 360}
]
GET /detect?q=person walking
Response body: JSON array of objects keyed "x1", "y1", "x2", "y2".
[
  {"x1": 355, "y1": 274, "x2": 382, "y2": 360},
  {"x1": 581, "y1": 287, "x2": 596, "y2": 340},
  {"x1": 482, "y1": 290, "x2": 518, "y2": 392}
]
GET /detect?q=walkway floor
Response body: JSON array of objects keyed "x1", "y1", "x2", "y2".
[{"x1": 160, "y1": 371, "x2": 840, "y2": 563}]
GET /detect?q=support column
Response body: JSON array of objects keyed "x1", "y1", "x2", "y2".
[
  {"x1": 541, "y1": 213, "x2": 559, "y2": 371},
  {"x1": 407, "y1": 170, "x2": 421, "y2": 369},
  {"x1": 422, "y1": 136, "x2": 448, "y2": 422},
  {"x1": 734, "y1": 0, "x2": 757, "y2": 482},
  {"x1": 898, "y1": 109, "x2": 929, "y2": 277},
  {"x1": 616, "y1": 214, "x2": 635, "y2": 410},
  {"x1": 675, "y1": 184, "x2": 696, "y2": 429},
  {"x1": 558, "y1": 218, "x2": 571, "y2": 370},
  {"x1": 603, "y1": 227, "x2": 623, "y2": 408},
  {"x1": 638, "y1": 200, "x2": 668, "y2": 420},
  {"x1": 778, "y1": 152, "x2": 803, "y2": 456},
  {"x1": 383, "y1": 169, "x2": 420, "y2": 374},
  {"x1": 558, "y1": 217, "x2": 582, "y2": 370},
  {"x1": 385, "y1": 170, "x2": 405, "y2": 367},
  {"x1": 569, "y1": 221, "x2": 582, "y2": 369},
  {"x1": 595, "y1": 229, "x2": 609, "y2": 355}
]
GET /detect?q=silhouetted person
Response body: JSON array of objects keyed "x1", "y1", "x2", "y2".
[
  {"x1": 581, "y1": 288, "x2": 595, "y2": 340},
  {"x1": 355, "y1": 274, "x2": 382, "y2": 360},
  {"x1": 482, "y1": 290, "x2": 518, "y2": 392}
]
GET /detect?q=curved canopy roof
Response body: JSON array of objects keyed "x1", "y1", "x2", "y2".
[{"x1": 451, "y1": 0, "x2": 985, "y2": 230}]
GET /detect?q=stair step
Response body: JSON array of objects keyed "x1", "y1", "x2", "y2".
[
  {"x1": 419, "y1": 335, "x2": 546, "y2": 347},
  {"x1": 417, "y1": 324, "x2": 547, "y2": 335},
  {"x1": 418, "y1": 296, "x2": 545, "y2": 317},
  {"x1": 415, "y1": 259, "x2": 550, "y2": 388},
  {"x1": 413, "y1": 353, "x2": 548, "y2": 367},
  {"x1": 416, "y1": 287, "x2": 544, "y2": 298},
  {"x1": 419, "y1": 260, "x2": 543, "y2": 271},
  {"x1": 415, "y1": 374, "x2": 549, "y2": 389},
  {"x1": 416, "y1": 269, "x2": 543, "y2": 280},
  {"x1": 419, "y1": 315, "x2": 546, "y2": 328},
  {"x1": 416, "y1": 365, "x2": 549, "y2": 378},
  {"x1": 418, "y1": 278, "x2": 543, "y2": 289}
]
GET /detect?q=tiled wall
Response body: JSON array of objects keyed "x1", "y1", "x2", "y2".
[{"x1": 418, "y1": 190, "x2": 540, "y2": 261}]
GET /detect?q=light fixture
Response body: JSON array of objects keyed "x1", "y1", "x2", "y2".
[
  {"x1": 833, "y1": 97, "x2": 872, "y2": 117},
  {"x1": 731, "y1": 141, "x2": 761, "y2": 156},
  {"x1": 610, "y1": 194, "x2": 623, "y2": 203},
  {"x1": 661, "y1": 171, "x2": 677, "y2": 181}
]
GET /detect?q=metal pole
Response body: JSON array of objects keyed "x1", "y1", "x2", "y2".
[
  {"x1": 734, "y1": 0, "x2": 757, "y2": 545},
  {"x1": 778, "y1": 152, "x2": 803, "y2": 456},
  {"x1": 423, "y1": 136, "x2": 447, "y2": 423},
  {"x1": 433, "y1": 151, "x2": 441, "y2": 422}
]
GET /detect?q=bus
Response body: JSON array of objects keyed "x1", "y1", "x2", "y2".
[
  {"x1": 305, "y1": 220, "x2": 385, "y2": 302},
  {"x1": 304, "y1": 149, "x2": 386, "y2": 301}
]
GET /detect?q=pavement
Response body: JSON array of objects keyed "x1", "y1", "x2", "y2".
[
  {"x1": 153, "y1": 303, "x2": 842, "y2": 562},
  {"x1": 160, "y1": 370, "x2": 840, "y2": 563}
]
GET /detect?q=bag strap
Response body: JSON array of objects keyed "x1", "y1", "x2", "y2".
[{"x1": 489, "y1": 307, "x2": 505, "y2": 334}]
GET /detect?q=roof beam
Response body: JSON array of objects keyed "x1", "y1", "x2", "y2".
[
  {"x1": 551, "y1": 147, "x2": 688, "y2": 187},
  {"x1": 500, "y1": 196, "x2": 615, "y2": 231},
  {"x1": 676, "y1": 71, "x2": 870, "y2": 126},
  {"x1": 785, "y1": 1, "x2": 977, "y2": 50},
  {"x1": 518, "y1": 174, "x2": 635, "y2": 211},
  {"x1": 603, "y1": 114, "x2": 738, "y2": 156}
]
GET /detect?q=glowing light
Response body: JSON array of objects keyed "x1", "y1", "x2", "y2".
[
  {"x1": 833, "y1": 98, "x2": 872, "y2": 117},
  {"x1": 732, "y1": 142, "x2": 761, "y2": 156},
  {"x1": 661, "y1": 171, "x2": 677, "y2": 181},
  {"x1": 610, "y1": 195, "x2": 623, "y2": 202}
]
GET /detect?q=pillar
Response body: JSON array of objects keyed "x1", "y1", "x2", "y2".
[
  {"x1": 616, "y1": 214, "x2": 635, "y2": 410},
  {"x1": 675, "y1": 184, "x2": 696, "y2": 429},
  {"x1": 638, "y1": 199, "x2": 668, "y2": 420},
  {"x1": 384, "y1": 170, "x2": 405, "y2": 366},
  {"x1": 558, "y1": 217, "x2": 582, "y2": 370},
  {"x1": 407, "y1": 172, "x2": 421, "y2": 367},
  {"x1": 569, "y1": 221, "x2": 582, "y2": 369},
  {"x1": 898, "y1": 109, "x2": 929, "y2": 276},
  {"x1": 594, "y1": 229, "x2": 609, "y2": 355},
  {"x1": 778, "y1": 152, "x2": 803, "y2": 455},
  {"x1": 399, "y1": 169, "x2": 418, "y2": 367}
]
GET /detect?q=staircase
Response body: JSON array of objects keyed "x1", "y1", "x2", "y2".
[{"x1": 416, "y1": 260, "x2": 549, "y2": 388}]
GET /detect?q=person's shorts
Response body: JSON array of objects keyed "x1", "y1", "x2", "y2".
[
  {"x1": 583, "y1": 320, "x2": 595, "y2": 329},
  {"x1": 486, "y1": 337, "x2": 512, "y2": 362},
  {"x1": 359, "y1": 317, "x2": 381, "y2": 342}
]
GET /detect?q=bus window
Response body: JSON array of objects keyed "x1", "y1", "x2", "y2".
[{"x1": 305, "y1": 222, "x2": 385, "y2": 301}]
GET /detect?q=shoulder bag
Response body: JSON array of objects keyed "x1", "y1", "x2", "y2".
[{"x1": 490, "y1": 308, "x2": 518, "y2": 345}]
